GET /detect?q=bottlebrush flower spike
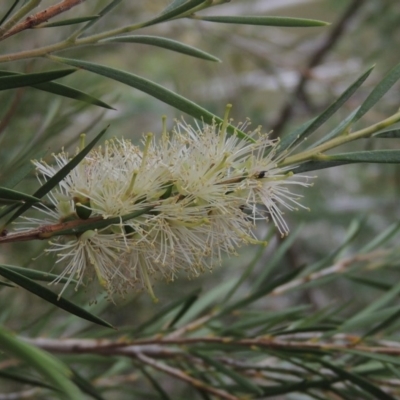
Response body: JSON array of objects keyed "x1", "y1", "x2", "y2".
[{"x1": 24, "y1": 105, "x2": 312, "y2": 301}]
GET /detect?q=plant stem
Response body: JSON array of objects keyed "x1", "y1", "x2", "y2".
[{"x1": 279, "y1": 109, "x2": 400, "y2": 167}]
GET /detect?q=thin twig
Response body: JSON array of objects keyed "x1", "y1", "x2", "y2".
[{"x1": 0, "y1": 0, "x2": 87, "y2": 41}]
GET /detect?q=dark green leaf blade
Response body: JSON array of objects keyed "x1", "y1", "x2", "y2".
[
  {"x1": 143, "y1": 0, "x2": 205, "y2": 27},
  {"x1": 48, "y1": 56, "x2": 251, "y2": 140},
  {"x1": 75, "y1": 0, "x2": 123, "y2": 36},
  {"x1": 0, "y1": 327, "x2": 83, "y2": 400},
  {"x1": 1, "y1": 264, "x2": 77, "y2": 284},
  {"x1": 196, "y1": 15, "x2": 329, "y2": 27},
  {"x1": 355, "y1": 61, "x2": 400, "y2": 121},
  {"x1": 0, "y1": 69, "x2": 75, "y2": 91},
  {"x1": 0, "y1": 0, "x2": 20, "y2": 25},
  {"x1": 291, "y1": 150, "x2": 400, "y2": 174},
  {"x1": 0, "y1": 369, "x2": 57, "y2": 391},
  {"x1": 0, "y1": 265, "x2": 114, "y2": 328},
  {"x1": 373, "y1": 127, "x2": 400, "y2": 138},
  {"x1": 0, "y1": 70, "x2": 113, "y2": 109},
  {"x1": 319, "y1": 359, "x2": 396, "y2": 400},
  {"x1": 5, "y1": 125, "x2": 109, "y2": 225},
  {"x1": 38, "y1": 16, "x2": 99, "y2": 28},
  {"x1": 278, "y1": 66, "x2": 374, "y2": 154},
  {"x1": 100, "y1": 35, "x2": 220, "y2": 62},
  {"x1": 194, "y1": 352, "x2": 263, "y2": 395},
  {"x1": 0, "y1": 187, "x2": 40, "y2": 203}
]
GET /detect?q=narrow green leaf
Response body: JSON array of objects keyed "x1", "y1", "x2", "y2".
[
  {"x1": 278, "y1": 66, "x2": 374, "y2": 154},
  {"x1": 328, "y1": 150, "x2": 400, "y2": 163},
  {"x1": 373, "y1": 127, "x2": 400, "y2": 138},
  {"x1": 38, "y1": 16, "x2": 99, "y2": 27},
  {"x1": 71, "y1": 368, "x2": 106, "y2": 400},
  {"x1": 100, "y1": 35, "x2": 220, "y2": 62},
  {"x1": 0, "y1": 187, "x2": 40, "y2": 203},
  {"x1": 0, "y1": 327, "x2": 83, "y2": 400},
  {"x1": 362, "y1": 306, "x2": 400, "y2": 338},
  {"x1": 292, "y1": 150, "x2": 400, "y2": 174},
  {"x1": 342, "y1": 281, "x2": 400, "y2": 330},
  {"x1": 161, "y1": 0, "x2": 190, "y2": 15},
  {"x1": 345, "y1": 349, "x2": 400, "y2": 368},
  {"x1": 253, "y1": 225, "x2": 302, "y2": 291},
  {"x1": 48, "y1": 56, "x2": 251, "y2": 140},
  {"x1": 0, "y1": 370, "x2": 57, "y2": 390},
  {"x1": 0, "y1": 0, "x2": 20, "y2": 25},
  {"x1": 360, "y1": 221, "x2": 400, "y2": 253},
  {"x1": 193, "y1": 352, "x2": 263, "y2": 395},
  {"x1": 319, "y1": 359, "x2": 395, "y2": 400},
  {"x1": 132, "y1": 288, "x2": 201, "y2": 335},
  {"x1": 0, "y1": 69, "x2": 75, "y2": 91},
  {"x1": 355, "y1": 61, "x2": 400, "y2": 121},
  {"x1": 345, "y1": 274, "x2": 391, "y2": 291},
  {"x1": 310, "y1": 107, "x2": 359, "y2": 148},
  {"x1": 219, "y1": 268, "x2": 303, "y2": 316},
  {"x1": 0, "y1": 264, "x2": 77, "y2": 284},
  {"x1": 0, "y1": 70, "x2": 113, "y2": 109},
  {"x1": 166, "y1": 291, "x2": 200, "y2": 328},
  {"x1": 139, "y1": 366, "x2": 172, "y2": 400},
  {"x1": 75, "y1": 0, "x2": 123, "y2": 36},
  {"x1": 5, "y1": 125, "x2": 109, "y2": 225},
  {"x1": 196, "y1": 15, "x2": 329, "y2": 27},
  {"x1": 0, "y1": 265, "x2": 114, "y2": 329},
  {"x1": 143, "y1": 0, "x2": 205, "y2": 27}
]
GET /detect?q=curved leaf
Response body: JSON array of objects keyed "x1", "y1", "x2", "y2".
[
  {"x1": 6, "y1": 125, "x2": 109, "y2": 225},
  {"x1": 292, "y1": 150, "x2": 400, "y2": 173},
  {"x1": 373, "y1": 127, "x2": 400, "y2": 138},
  {"x1": 0, "y1": 264, "x2": 77, "y2": 284},
  {"x1": 278, "y1": 66, "x2": 374, "y2": 154},
  {"x1": 48, "y1": 56, "x2": 251, "y2": 140},
  {"x1": 0, "y1": 187, "x2": 40, "y2": 203},
  {"x1": 0, "y1": 69, "x2": 75, "y2": 91},
  {"x1": 143, "y1": 0, "x2": 205, "y2": 27},
  {"x1": 0, "y1": 265, "x2": 114, "y2": 329},
  {"x1": 195, "y1": 15, "x2": 329, "y2": 27},
  {"x1": 38, "y1": 16, "x2": 99, "y2": 28},
  {"x1": 0, "y1": 326, "x2": 83, "y2": 400},
  {"x1": 100, "y1": 35, "x2": 220, "y2": 62},
  {"x1": 0, "y1": 70, "x2": 113, "y2": 109},
  {"x1": 355, "y1": 61, "x2": 400, "y2": 121}
]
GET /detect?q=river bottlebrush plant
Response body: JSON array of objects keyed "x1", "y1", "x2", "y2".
[{"x1": 2, "y1": 2, "x2": 400, "y2": 400}]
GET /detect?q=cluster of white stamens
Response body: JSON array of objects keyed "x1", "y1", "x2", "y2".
[{"x1": 25, "y1": 110, "x2": 311, "y2": 300}]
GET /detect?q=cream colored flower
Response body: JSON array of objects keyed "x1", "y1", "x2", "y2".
[{"x1": 26, "y1": 108, "x2": 311, "y2": 300}]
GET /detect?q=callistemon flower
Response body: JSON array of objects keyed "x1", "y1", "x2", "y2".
[{"x1": 25, "y1": 107, "x2": 312, "y2": 301}]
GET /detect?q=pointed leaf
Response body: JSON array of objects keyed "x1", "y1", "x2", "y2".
[
  {"x1": 196, "y1": 15, "x2": 329, "y2": 27},
  {"x1": 0, "y1": 265, "x2": 114, "y2": 329},
  {"x1": 355, "y1": 61, "x2": 400, "y2": 121},
  {"x1": 319, "y1": 359, "x2": 395, "y2": 400},
  {"x1": 0, "y1": 69, "x2": 75, "y2": 91},
  {"x1": 38, "y1": 16, "x2": 99, "y2": 28},
  {"x1": 0, "y1": 70, "x2": 113, "y2": 109},
  {"x1": 0, "y1": 327, "x2": 83, "y2": 400},
  {"x1": 5, "y1": 125, "x2": 109, "y2": 225},
  {"x1": 278, "y1": 66, "x2": 374, "y2": 154},
  {"x1": 310, "y1": 107, "x2": 359, "y2": 148},
  {"x1": 0, "y1": 187, "x2": 40, "y2": 203},
  {"x1": 0, "y1": 369, "x2": 57, "y2": 390},
  {"x1": 373, "y1": 127, "x2": 400, "y2": 138},
  {"x1": 143, "y1": 0, "x2": 205, "y2": 27},
  {"x1": 292, "y1": 150, "x2": 400, "y2": 174},
  {"x1": 193, "y1": 352, "x2": 263, "y2": 395},
  {"x1": 0, "y1": 0, "x2": 20, "y2": 25},
  {"x1": 100, "y1": 35, "x2": 220, "y2": 62},
  {"x1": 75, "y1": 0, "x2": 123, "y2": 35},
  {"x1": 0, "y1": 264, "x2": 77, "y2": 284},
  {"x1": 328, "y1": 150, "x2": 400, "y2": 163},
  {"x1": 48, "y1": 56, "x2": 251, "y2": 139}
]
